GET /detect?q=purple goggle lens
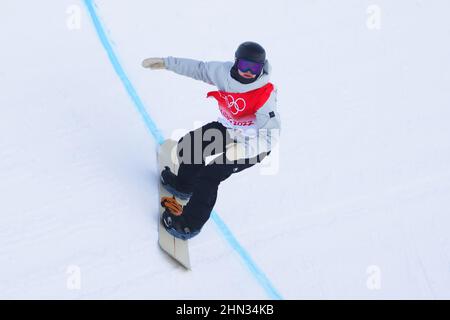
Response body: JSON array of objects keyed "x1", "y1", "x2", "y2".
[{"x1": 237, "y1": 59, "x2": 264, "y2": 75}]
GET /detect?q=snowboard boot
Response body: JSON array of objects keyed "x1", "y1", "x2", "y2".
[
  {"x1": 160, "y1": 166, "x2": 193, "y2": 200},
  {"x1": 161, "y1": 196, "x2": 199, "y2": 240}
]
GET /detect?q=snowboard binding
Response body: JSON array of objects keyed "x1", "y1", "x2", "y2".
[
  {"x1": 161, "y1": 196, "x2": 183, "y2": 216},
  {"x1": 160, "y1": 166, "x2": 193, "y2": 200},
  {"x1": 160, "y1": 196, "x2": 199, "y2": 240}
]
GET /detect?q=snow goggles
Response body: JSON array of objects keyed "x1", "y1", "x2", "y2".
[{"x1": 237, "y1": 59, "x2": 264, "y2": 75}]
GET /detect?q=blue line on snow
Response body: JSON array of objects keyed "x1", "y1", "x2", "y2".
[
  {"x1": 83, "y1": 0, "x2": 164, "y2": 145},
  {"x1": 211, "y1": 212, "x2": 283, "y2": 299},
  {"x1": 84, "y1": 0, "x2": 283, "y2": 300}
]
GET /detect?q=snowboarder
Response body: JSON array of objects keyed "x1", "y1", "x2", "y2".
[{"x1": 143, "y1": 41, "x2": 280, "y2": 240}]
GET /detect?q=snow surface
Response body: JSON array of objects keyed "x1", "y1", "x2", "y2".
[{"x1": 1, "y1": 0, "x2": 450, "y2": 299}]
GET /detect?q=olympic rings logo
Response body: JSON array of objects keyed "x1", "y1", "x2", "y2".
[{"x1": 221, "y1": 94, "x2": 247, "y2": 115}]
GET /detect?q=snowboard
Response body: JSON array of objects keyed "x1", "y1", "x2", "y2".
[{"x1": 157, "y1": 139, "x2": 191, "y2": 269}]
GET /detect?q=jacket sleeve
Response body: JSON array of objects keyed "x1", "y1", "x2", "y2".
[{"x1": 164, "y1": 56, "x2": 226, "y2": 87}]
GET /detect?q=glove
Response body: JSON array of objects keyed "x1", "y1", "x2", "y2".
[
  {"x1": 225, "y1": 143, "x2": 246, "y2": 161},
  {"x1": 142, "y1": 57, "x2": 166, "y2": 70}
]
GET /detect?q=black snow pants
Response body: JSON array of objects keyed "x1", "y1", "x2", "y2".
[{"x1": 175, "y1": 121, "x2": 269, "y2": 232}]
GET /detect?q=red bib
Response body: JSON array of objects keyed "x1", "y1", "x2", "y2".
[{"x1": 207, "y1": 83, "x2": 274, "y2": 127}]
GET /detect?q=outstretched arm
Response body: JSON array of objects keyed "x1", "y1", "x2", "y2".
[{"x1": 142, "y1": 56, "x2": 223, "y2": 86}]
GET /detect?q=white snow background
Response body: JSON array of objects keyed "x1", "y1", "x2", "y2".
[{"x1": 0, "y1": 0, "x2": 449, "y2": 299}]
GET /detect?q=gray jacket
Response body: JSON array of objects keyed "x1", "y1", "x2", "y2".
[{"x1": 164, "y1": 56, "x2": 280, "y2": 157}]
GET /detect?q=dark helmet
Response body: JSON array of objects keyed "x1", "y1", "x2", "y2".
[{"x1": 235, "y1": 41, "x2": 266, "y2": 64}]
